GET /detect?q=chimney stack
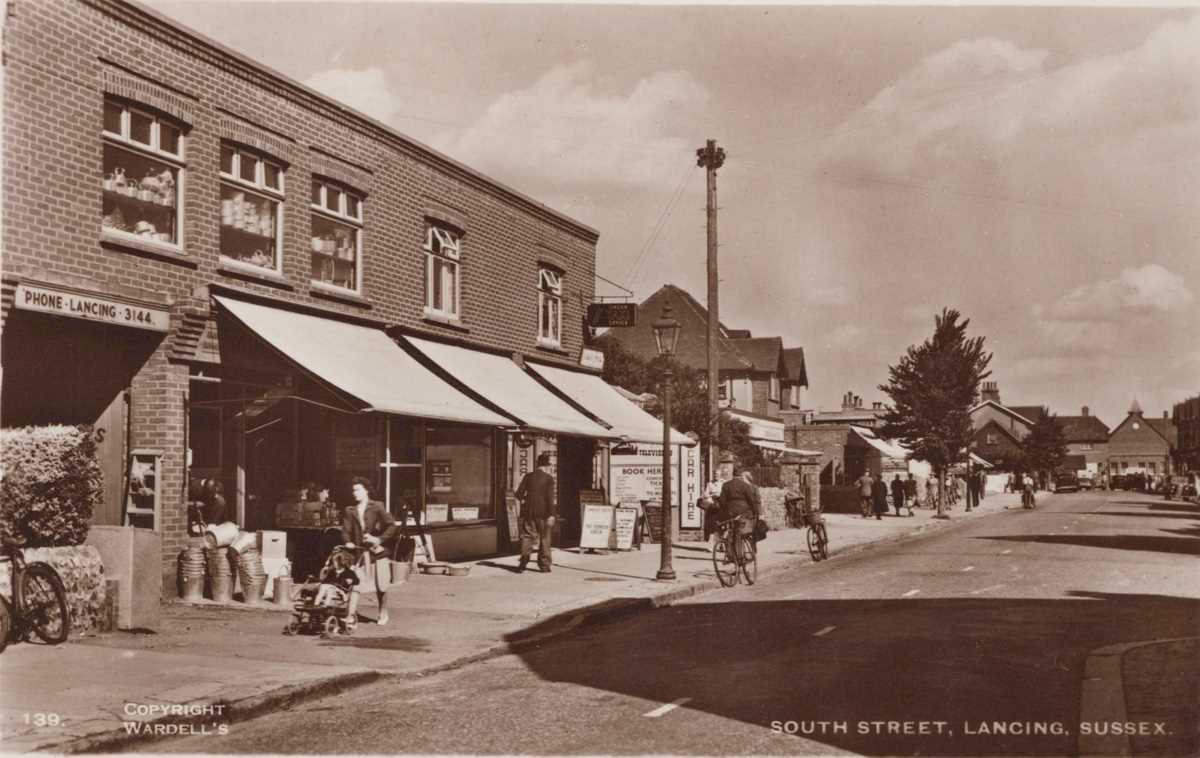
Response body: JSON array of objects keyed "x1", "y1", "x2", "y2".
[
  {"x1": 981, "y1": 381, "x2": 1000, "y2": 404},
  {"x1": 1164, "y1": 411, "x2": 1169, "y2": 419},
  {"x1": 1082, "y1": 406, "x2": 1089, "y2": 417}
]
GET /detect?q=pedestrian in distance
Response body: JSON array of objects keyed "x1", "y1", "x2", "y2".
[
  {"x1": 856, "y1": 471, "x2": 874, "y2": 518},
  {"x1": 1004, "y1": 473, "x2": 1013, "y2": 494},
  {"x1": 720, "y1": 467, "x2": 761, "y2": 539},
  {"x1": 925, "y1": 476, "x2": 937, "y2": 510},
  {"x1": 905, "y1": 473, "x2": 919, "y2": 512},
  {"x1": 871, "y1": 474, "x2": 888, "y2": 520},
  {"x1": 966, "y1": 470, "x2": 979, "y2": 511},
  {"x1": 516, "y1": 453, "x2": 557, "y2": 573},
  {"x1": 890, "y1": 474, "x2": 909, "y2": 517},
  {"x1": 977, "y1": 470, "x2": 987, "y2": 502}
]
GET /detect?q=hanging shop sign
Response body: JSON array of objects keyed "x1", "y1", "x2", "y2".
[
  {"x1": 586, "y1": 302, "x2": 636, "y2": 328},
  {"x1": 15, "y1": 282, "x2": 169, "y2": 332}
]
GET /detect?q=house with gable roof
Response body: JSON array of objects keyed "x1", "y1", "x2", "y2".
[
  {"x1": 969, "y1": 381, "x2": 1111, "y2": 473},
  {"x1": 1108, "y1": 399, "x2": 1177, "y2": 478}
]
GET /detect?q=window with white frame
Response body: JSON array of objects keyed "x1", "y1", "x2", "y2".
[
  {"x1": 424, "y1": 224, "x2": 461, "y2": 318},
  {"x1": 102, "y1": 98, "x2": 185, "y2": 247},
  {"x1": 220, "y1": 144, "x2": 284, "y2": 270},
  {"x1": 537, "y1": 266, "x2": 563, "y2": 346},
  {"x1": 769, "y1": 375, "x2": 780, "y2": 401},
  {"x1": 986, "y1": 433, "x2": 998, "y2": 445},
  {"x1": 310, "y1": 179, "x2": 362, "y2": 291}
]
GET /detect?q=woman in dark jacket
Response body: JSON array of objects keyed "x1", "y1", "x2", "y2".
[
  {"x1": 871, "y1": 476, "x2": 888, "y2": 520},
  {"x1": 341, "y1": 477, "x2": 399, "y2": 626}
]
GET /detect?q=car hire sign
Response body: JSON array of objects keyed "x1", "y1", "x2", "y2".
[{"x1": 15, "y1": 283, "x2": 169, "y2": 332}]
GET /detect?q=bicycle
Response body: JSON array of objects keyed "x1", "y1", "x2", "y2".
[
  {"x1": 0, "y1": 536, "x2": 71, "y2": 653},
  {"x1": 711, "y1": 516, "x2": 757, "y2": 587},
  {"x1": 785, "y1": 495, "x2": 829, "y2": 562}
]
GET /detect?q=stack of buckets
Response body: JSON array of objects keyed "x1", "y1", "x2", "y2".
[
  {"x1": 203, "y1": 523, "x2": 267, "y2": 603},
  {"x1": 231, "y1": 531, "x2": 268, "y2": 603},
  {"x1": 180, "y1": 537, "x2": 207, "y2": 601}
]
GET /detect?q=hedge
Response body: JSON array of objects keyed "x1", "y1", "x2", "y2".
[{"x1": 0, "y1": 425, "x2": 102, "y2": 547}]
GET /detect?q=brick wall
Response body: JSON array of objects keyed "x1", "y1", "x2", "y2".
[{"x1": 2, "y1": 0, "x2": 601, "y2": 588}]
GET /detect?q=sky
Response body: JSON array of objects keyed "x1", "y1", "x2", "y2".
[{"x1": 147, "y1": 1, "x2": 1200, "y2": 429}]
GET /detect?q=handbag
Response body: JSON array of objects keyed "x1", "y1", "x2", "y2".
[{"x1": 753, "y1": 518, "x2": 769, "y2": 542}]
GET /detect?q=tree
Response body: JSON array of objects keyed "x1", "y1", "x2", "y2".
[
  {"x1": 1022, "y1": 413, "x2": 1068, "y2": 489},
  {"x1": 878, "y1": 308, "x2": 992, "y2": 518}
]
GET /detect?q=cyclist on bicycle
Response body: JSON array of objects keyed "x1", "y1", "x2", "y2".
[{"x1": 720, "y1": 467, "x2": 761, "y2": 538}]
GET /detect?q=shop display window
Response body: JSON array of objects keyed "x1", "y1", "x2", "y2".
[
  {"x1": 219, "y1": 144, "x2": 284, "y2": 271},
  {"x1": 102, "y1": 98, "x2": 184, "y2": 248},
  {"x1": 426, "y1": 424, "x2": 493, "y2": 522},
  {"x1": 537, "y1": 266, "x2": 562, "y2": 346},
  {"x1": 311, "y1": 179, "x2": 362, "y2": 292},
  {"x1": 424, "y1": 224, "x2": 460, "y2": 319}
]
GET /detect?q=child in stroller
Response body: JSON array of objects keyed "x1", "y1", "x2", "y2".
[{"x1": 283, "y1": 546, "x2": 360, "y2": 637}]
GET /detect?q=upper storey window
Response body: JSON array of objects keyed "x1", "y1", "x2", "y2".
[
  {"x1": 424, "y1": 224, "x2": 461, "y2": 320},
  {"x1": 102, "y1": 98, "x2": 185, "y2": 248},
  {"x1": 220, "y1": 144, "x2": 284, "y2": 271},
  {"x1": 310, "y1": 179, "x2": 363, "y2": 292},
  {"x1": 537, "y1": 266, "x2": 562, "y2": 347}
]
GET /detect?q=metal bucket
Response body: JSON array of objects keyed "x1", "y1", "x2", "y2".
[
  {"x1": 273, "y1": 576, "x2": 294, "y2": 606},
  {"x1": 228, "y1": 530, "x2": 258, "y2": 555},
  {"x1": 210, "y1": 574, "x2": 233, "y2": 603},
  {"x1": 204, "y1": 522, "x2": 239, "y2": 549}
]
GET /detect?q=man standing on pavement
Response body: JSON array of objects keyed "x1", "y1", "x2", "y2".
[
  {"x1": 856, "y1": 471, "x2": 874, "y2": 518},
  {"x1": 905, "y1": 473, "x2": 919, "y2": 511},
  {"x1": 516, "y1": 453, "x2": 557, "y2": 573},
  {"x1": 871, "y1": 474, "x2": 888, "y2": 520},
  {"x1": 890, "y1": 474, "x2": 908, "y2": 517},
  {"x1": 720, "y1": 467, "x2": 761, "y2": 537},
  {"x1": 966, "y1": 469, "x2": 980, "y2": 512}
]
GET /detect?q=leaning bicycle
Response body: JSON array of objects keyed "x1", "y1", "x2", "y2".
[
  {"x1": 0, "y1": 536, "x2": 71, "y2": 653},
  {"x1": 786, "y1": 495, "x2": 829, "y2": 561},
  {"x1": 711, "y1": 516, "x2": 757, "y2": 587}
]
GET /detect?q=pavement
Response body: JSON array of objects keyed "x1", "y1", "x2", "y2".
[{"x1": 0, "y1": 491, "x2": 1189, "y2": 754}]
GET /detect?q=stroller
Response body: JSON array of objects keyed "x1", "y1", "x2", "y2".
[{"x1": 283, "y1": 545, "x2": 360, "y2": 637}]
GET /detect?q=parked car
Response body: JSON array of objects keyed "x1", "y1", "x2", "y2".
[{"x1": 1054, "y1": 472, "x2": 1080, "y2": 493}]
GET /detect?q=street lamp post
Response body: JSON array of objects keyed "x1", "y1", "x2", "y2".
[{"x1": 653, "y1": 305, "x2": 681, "y2": 581}]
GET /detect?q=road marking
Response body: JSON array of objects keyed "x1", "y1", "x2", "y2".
[
  {"x1": 962, "y1": 566, "x2": 974, "y2": 572},
  {"x1": 970, "y1": 584, "x2": 1005, "y2": 595},
  {"x1": 1001, "y1": 549, "x2": 1012, "y2": 555},
  {"x1": 902, "y1": 589, "x2": 921, "y2": 597},
  {"x1": 813, "y1": 626, "x2": 836, "y2": 636},
  {"x1": 643, "y1": 698, "x2": 691, "y2": 718}
]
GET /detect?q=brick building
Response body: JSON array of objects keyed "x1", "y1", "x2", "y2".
[
  {"x1": 2, "y1": 0, "x2": 685, "y2": 591},
  {"x1": 1172, "y1": 394, "x2": 1200, "y2": 474},
  {"x1": 1107, "y1": 400, "x2": 1177, "y2": 479}
]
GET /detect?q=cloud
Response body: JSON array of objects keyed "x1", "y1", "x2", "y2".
[
  {"x1": 1037, "y1": 264, "x2": 1194, "y2": 324},
  {"x1": 303, "y1": 68, "x2": 402, "y2": 125},
  {"x1": 434, "y1": 62, "x2": 710, "y2": 193}
]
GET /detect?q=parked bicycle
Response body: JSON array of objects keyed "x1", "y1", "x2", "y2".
[
  {"x1": 786, "y1": 494, "x2": 829, "y2": 561},
  {"x1": 0, "y1": 536, "x2": 71, "y2": 653},
  {"x1": 711, "y1": 516, "x2": 757, "y2": 587}
]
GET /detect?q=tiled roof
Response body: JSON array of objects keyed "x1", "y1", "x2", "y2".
[
  {"x1": 728, "y1": 337, "x2": 783, "y2": 373},
  {"x1": 782, "y1": 347, "x2": 808, "y2": 386},
  {"x1": 1055, "y1": 415, "x2": 1110, "y2": 443},
  {"x1": 1008, "y1": 406, "x2": 1048, "y2": 424},
  {"x1": 1146, "y1": 418, "x2": 1178, "y2": 447},
  {"x1": 606, "y1": 285, "x2": 754, "y2": 371}
]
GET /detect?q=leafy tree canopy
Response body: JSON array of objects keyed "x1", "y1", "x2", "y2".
[
  {"x1": 878, "y1": 308, "x2": 992, "y2": 476},
  {"x1": 1022, "y1": 412, "x2": 1068, "y2": 476}
]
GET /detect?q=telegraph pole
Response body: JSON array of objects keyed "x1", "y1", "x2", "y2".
[{"x1": 696, "y1": 139, "x2": 725, "y2": 481}]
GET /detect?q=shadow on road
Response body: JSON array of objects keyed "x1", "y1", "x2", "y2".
[
  {"x1": 505, "y1": 591, "x2": 1200, "y2": 757},
  {"x1": 979, "y1": 533, "x2": 1200, "y2": 556},
  {"x1": 1086, "y1": 510, "x2": 1199, "y2": 520}
]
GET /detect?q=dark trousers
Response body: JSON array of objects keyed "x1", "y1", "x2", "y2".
[
  {"x1": 519, "y1": 516, "x2": 553, "y2": 568},
  {"x1": 967, "y1": 488, "x2": 979, "y2": 509}
]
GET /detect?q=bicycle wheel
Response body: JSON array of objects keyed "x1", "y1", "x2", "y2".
[
  {"x1": 19, "y1": 563, "x2": 70, "y2": 644},
  {"x1": 739, "y1": 534, "x2": 757, "y2": 585},
  {"x1": 807, "y1": 526, "x2": 823, "y2": 561},
  {"x1": 815, "y1": 523, "x2": 829, "y2": 561},
  {"x1": 711, "y1": 534, "x2": 738, "y2": 587}
]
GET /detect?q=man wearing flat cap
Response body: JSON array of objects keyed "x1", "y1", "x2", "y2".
[{"x1": 516, "y1": 452, "x2": 557, "y2": 573}]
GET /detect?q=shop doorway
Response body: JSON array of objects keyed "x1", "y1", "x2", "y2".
[{"x1": 556, "y1": 436, "x2": 595, "y2": 547}]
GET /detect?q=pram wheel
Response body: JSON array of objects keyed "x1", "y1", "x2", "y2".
[
  {"x1": 321, "y1": 616, "x2": 343, "y2": 637},
  {"x1": 283, "y1": 622, "x2": 299, "y2": 636}
]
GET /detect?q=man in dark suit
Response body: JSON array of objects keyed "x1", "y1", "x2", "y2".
[{"x1": 516, "y1": 453, "x2": 557, "y2": 573}]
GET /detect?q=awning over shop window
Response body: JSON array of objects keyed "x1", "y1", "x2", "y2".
[
  {"x1": 752, "y1": 440, "x2": 822, "y2": 457},
  {"x1": 525, "y1": 362, "x2": 692, "y2": 446},
  {"x1": 401, "y1": 336, "x2": 615, "y2": 439},
  {"x1": 213, "y1": 296, "x2": 511, "y2": 426},
  {"x1": 849, "y1": 426, "x2": 911, "y2": 459}
]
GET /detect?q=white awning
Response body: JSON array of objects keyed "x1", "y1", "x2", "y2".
[
  {"x1": 213, "y1": 296, "x2": 511, "y2": 426},
  {"x1": 525, "y1": 362, "x2": 692, "y2": 446},
  {"x1": 401, "y1": 337, "x2": 615, "y2": 439},
  {"x1": 752, "y1": 440, "x2": 822, "y2": 457},
  {"x1": 850, "y1": 426, "x2": 911, "y2": 459}
]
